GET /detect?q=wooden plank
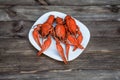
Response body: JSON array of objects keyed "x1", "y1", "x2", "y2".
[
  {"x1": 0, "y1": 37, "x2": 120, "y2": 73},
  {"x1": 46, "y1": 0, "x2": 120, "y2": 5},
  {"x1": 0, "y1": 21, "x2": 32, "y2": 38},
  {"x1": 0, "y1": 21, "x2": 120, "y2": 38},
  {"x1": 0, "y1": 6, "x2": 120, "y2": 21},
  {"x1": 0, "y1": 0, "x2": 38, "y2": 5},
  {"x1": 0, "y1": 37, "x2": 120, "y2": 53},
  {"x1": 0, "y1": 0, "x2": 120, "y2": 6},
  {"x1": 0, "y1": 70, "x2": 120, "y2": 80}
]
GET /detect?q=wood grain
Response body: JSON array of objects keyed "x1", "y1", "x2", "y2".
[
  {"x1": 0, "y1": 70, "x2": 120, "y2": 80},
  {"x1": 0, "y1": 0, "x2": 37, "y2": 5},
  {"x1": 0, "y1": 0, "x2": 120, "y2": 6},
  {"x1": 0, "y1": 6, "x2": 119, "y2": 21},
  {"x1": 46, "y1": 0, "x2": 120, "y2": 5},
  {"x1": 0, "y1": 0, "x2": 120, "y2": 79},
  {"x1": 0, "y1": 37, "x2": 120, "y2": 73},
  {"x1": 0, "y1": 21, "x2": 120, "y2": 38}
]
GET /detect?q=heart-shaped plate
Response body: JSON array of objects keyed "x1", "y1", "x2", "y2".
[{"x1": 28, "y1": 11, "x2": 90, "y2": 61}]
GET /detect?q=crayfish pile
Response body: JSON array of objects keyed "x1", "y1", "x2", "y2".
[{"x1": 33, "y1": 15, "x2": 84, "y2": 64}]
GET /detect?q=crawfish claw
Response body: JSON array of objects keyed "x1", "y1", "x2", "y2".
[
  {"x1": 55, "y1": 38, "x2": 67, "y2": 64},
  {"x1": 37, "y1": 36, "x2": 51, "y2": 56}
]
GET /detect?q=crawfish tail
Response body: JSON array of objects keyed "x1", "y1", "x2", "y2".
[
  {"x1": 46, "y1": 15, "x2": 55, "y2": 24},
  {"x1": 56, "y1": 17, "x2": 64, "y2": 24}
]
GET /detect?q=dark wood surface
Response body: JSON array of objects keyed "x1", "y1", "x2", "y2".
[{"x1": 0, "y1": 0, "x2": 120, "y2": 80}]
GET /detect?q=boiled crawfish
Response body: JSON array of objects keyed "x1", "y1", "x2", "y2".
[
  {"x1": 33, "y1": 15, "x2": 54, "y2": 56},
  {"x1": 65, "y1": 15, "x2": 84, "y2": 50},
  {"x1": 53, "y1": 17, "x2": 68, "y2": 64}
]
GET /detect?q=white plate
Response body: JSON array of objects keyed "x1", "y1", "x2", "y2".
[{"x1": 28, "y1": 11, "x2": 90, "y2": 61}]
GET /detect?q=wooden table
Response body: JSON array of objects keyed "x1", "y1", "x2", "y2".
[{"x1": 0, "y1": 0, "x2": 120, "y2": 80}]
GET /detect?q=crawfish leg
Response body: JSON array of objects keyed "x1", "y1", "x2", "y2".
[{"x1": 37, "y1": 36, "x2": 51, "y2": 56}]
